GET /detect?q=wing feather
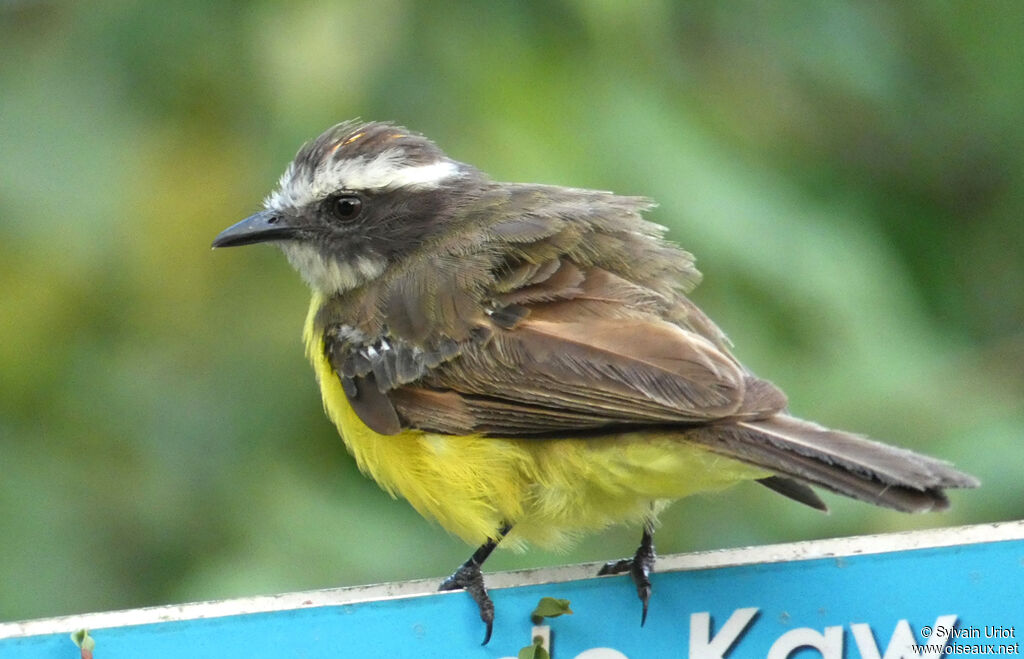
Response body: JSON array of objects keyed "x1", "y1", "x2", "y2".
[{"x1": 310, "y1": 183, "x2": 975, "y2": 512}]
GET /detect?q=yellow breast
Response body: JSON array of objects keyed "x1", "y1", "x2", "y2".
[{"x1": 303, "y1": 295, "x2": 766, "y2": 549}]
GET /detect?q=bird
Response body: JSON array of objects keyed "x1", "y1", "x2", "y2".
[{"x1": 212, "y1": 120, "x2": 978, "y2": 644}]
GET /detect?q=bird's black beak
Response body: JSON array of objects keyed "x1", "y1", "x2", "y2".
[{"x1": 212, "y1": 210, "x2": 296, "y2": 248}]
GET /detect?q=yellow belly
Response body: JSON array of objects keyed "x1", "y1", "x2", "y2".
[{"x1": 304, "y1": 297, "x2": 767, "y2": 549}]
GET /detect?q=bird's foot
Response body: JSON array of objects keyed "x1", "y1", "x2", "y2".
[
  {"x1": 597, "y1": 532, "x2": 656, "y2": 625},
  {"x1": 439, "y1": 559, "x2": 495, "y2": 645}
]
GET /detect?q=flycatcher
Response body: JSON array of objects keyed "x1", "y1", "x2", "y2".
[{"x1": 213, "y1": 120, "x2": 977, "y2": 643}]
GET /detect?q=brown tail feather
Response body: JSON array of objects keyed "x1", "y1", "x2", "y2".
[
  {"x1": 690, "y1": 415, "x2": 978, "y2": 513},
  {"x1": 757, "y1": 476, "x2": 829, "y2": 512}
]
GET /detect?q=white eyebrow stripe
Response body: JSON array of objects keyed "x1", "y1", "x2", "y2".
[
  {"x1": 342, "y1": 157, "x2": 460, "y2": 191},
  {"x1": 266, "y1": 149, "x2": 460, "y2": 210}
]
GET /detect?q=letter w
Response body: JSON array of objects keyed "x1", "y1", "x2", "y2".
[{"x1": 851, "y1": 615, "x2": 957, "y2": 659}]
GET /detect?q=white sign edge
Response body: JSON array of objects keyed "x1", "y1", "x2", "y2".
[{"x1": 2, "y1": 519, "x2": 1020, "y2": 640}]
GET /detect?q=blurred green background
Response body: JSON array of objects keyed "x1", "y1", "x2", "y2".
[{"x1": 1, "y1": 1, "x2": 1022, "y2": 623}]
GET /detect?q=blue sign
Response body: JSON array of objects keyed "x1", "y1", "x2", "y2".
[{"x1": 2, "y1": 522, "x2": 1021, "y2": 658}]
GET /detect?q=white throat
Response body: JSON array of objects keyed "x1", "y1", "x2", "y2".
[{"x1": 279, "y1": 243, "x2": 385, "y2": 295}]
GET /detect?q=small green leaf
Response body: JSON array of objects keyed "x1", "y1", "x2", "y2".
[
  {"x1": 70, "y1": 629, "x2": 95, "y2": 651},
  {"x1": 517, "y1": 637, "x2": 550, "y2": 659},
  {"x1": 530, "y1": 597, "x2": 573, "y2": 624}
]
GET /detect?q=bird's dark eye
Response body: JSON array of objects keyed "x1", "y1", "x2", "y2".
[{"x1": 332, "y1": 194, "x2": 362, "y2": 221}]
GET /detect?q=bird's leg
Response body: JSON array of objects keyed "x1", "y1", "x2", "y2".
[
  {"x1": 438, "y1": 524, "x2": 511, "y2": 645},
  {"x1": 597, "y1": 521, "x2": 656, "y2": 625}
]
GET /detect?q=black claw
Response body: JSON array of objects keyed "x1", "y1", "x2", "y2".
[
  {"x1": 597, "y1": 557, "x2": 632, "y2": 576},
  {"x1": 440, "y1": 526, "x2": 510, "y2": 646},
  {"x1": 439, "y1": 559, "x2": 495, "y2": 644},
  {"x1": 632, "y1": 548, "x2": 654, "y2": 626},
  {"x1": 597, "y1": 525, "x2": 656, "y2": 625}
]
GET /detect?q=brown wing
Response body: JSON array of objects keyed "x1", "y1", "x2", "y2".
[
  {"x1": 316, "y1": 184, "x2": 787, "y2": 436},
  {"x1": 314, "y1": 185, "x2": 977, "y2": 514},
  {"x1": 322, "y1": 265, "x2": 786, "y2": 436}
]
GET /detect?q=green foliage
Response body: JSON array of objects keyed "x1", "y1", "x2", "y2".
[
  {"x1": 518, "y1": 637, "x2": 550, "y2": 659},
  {"x1": 70, "y1": 629, "x2": 94, "y2": 650},
  {"x1": 531, "y1": 597, "x2": 573, "y2": 624},
  {"x1": 70, "y1": 628, "x2": 95, "y2": 658},
  {"x1": 520, "y1": 597, "x2": 571, "y2": 657},
  {"x1": 1, "y1": 0, "x2": 1021, "y2": 624}
]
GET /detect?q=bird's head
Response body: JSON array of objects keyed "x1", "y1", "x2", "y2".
[{"x1": 213, "y1": 121, "x2": 481, "y2": 295}]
